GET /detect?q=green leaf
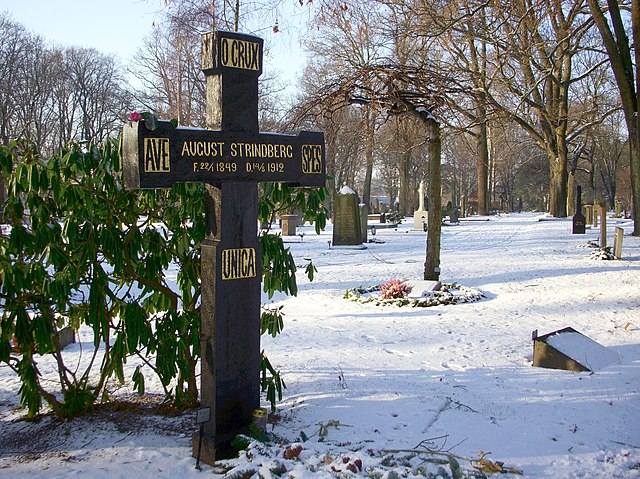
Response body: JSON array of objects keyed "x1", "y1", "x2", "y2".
[
  {"x1": 261, "y1": 306, "x2": 284, "y2": 338},
  {"x1": 141, "y1": 112, "x2": 159, "y2": 131},
  {"x1": 61, "y1": 386, "x2": 96, "y2": 417},
  {"x1": 305, "y1": 261, "x2": 317, "y2": 282},
  {"x1": 17, "y1": 354, "x2": 42, "y2": 417},
  {"x1": 132, "y1": 366, "x2": 145, "y2": 395}
]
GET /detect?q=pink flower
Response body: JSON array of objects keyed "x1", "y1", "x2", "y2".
[
  {"x1": 129, "y1": 111, "x2": 143, "y2": 122},
  {"x1": 380, "y1": 279, "x2": 413, "y2": 299}
]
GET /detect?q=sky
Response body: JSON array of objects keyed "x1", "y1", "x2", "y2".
[
  {"x1": 0, "y1": 0, "x2": 308, "y2": 93},
  {"x1": 1, "y1": 0, "x2": 164, "y2": 62}
]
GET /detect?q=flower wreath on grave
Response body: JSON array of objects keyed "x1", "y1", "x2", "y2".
[
  {"x1": 344, "y1": 279, "x2": 484, "y2": 307},
  {"x1": 577, "y1": 241, "x2": 615, "y2": 260},
  {"x1": 588, "y1": 246, "x2": 614, "y2": 260}
]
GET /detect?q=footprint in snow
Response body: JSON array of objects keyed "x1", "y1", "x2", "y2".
[
  {"x1": 383, "y1": 348, "x2": 413, "y2": 357},
  {"x1": 441, "y1": 362, "x2": 466, "y2": 371}
]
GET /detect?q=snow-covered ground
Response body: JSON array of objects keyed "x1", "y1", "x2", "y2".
[{"x1": 1, "y1": 212, "x2": 639, "y2": 478}]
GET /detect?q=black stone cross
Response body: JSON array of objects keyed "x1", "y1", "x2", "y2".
[{"x1": 122, "y1": 30, "x2": 326, "y2": 464}]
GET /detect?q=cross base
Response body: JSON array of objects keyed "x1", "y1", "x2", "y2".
[{"x1": 191, "y1": 432, "x2": 217, "y2": 466}]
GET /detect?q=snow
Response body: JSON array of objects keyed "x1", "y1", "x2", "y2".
[
  {"x1": 1, "y1": 212, "x2": 639, "y2": 478},
  {"x1": 544, "y1": 330, "x2": 619, "y2": 371},
  {"x1": 403, "y1": 280, "x2": 441, "y2": 297},
  {"x1": 338, "y1": 185, "x2": 357, "y2": 195}
]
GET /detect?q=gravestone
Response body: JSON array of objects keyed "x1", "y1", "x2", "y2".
[
  {"x1": 280, "y1": 215, "x2": 298, "y2": 236},
  {"x1": 413, "y1": 180, "x2": 427, "y2": 230},
  {"x1": 53, "y1": 326, "x2": 75, "y2": 352},
  {"x1": 123, "y1": 30, "x2": 325, "y2": 464},
  {"x1": 615, "y1": 198, "x2": 623, "y2": 216},
  {"x1": 532, "y1": 327, "x2": 617, "y2": 372},
  {"x1": 333, "y1": 185, "x2": 363, "y2": 246},
  {"x1": 583, "y1": 205, "x2": 593, "y2": 225},
  {"x1": 572, "y1": 185, "x2": 586, "y2": 234},
  {"x1": 449, "y1": 206, "x2": 459, "y2": 224},
  {"x1": 614, "y1": 226, "x2": 624, "y2": 259}
]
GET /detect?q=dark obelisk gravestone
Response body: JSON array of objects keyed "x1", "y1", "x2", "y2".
[
  {"x1": 122, "y1": 30, "x2": 325, "y2": 465},
  {"x1": 572, "y1": 185, "x2": 586, "y2": 234}
]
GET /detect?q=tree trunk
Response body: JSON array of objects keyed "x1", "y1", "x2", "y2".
[
  {"x1": 630, "y1": 124, "x2": 640, "y2": 234},
  {"x1": 0, "y1": 172, "x2": 5, "y2": 222},
  {"x1": 477, "y1": 110, "x2": 489, "y2": 215},
  {"x1": 548, "y1": 151, "x2": 568, "y2": 217},
  {"x1": 632, "y1": 0, "x2": 640, "y2": 235},
  {"x1": 399, "y1": 148, "x2": 411, "y2": 216},
  {"x1": 586, "y1": 0, "x2": 640, "y2": 235},
  {"x1": 424, "y1": 118, "x2": 442, "y2": 281},
  {"x1": 567, "y1": 172, "x2": 575, "y2": 216},
  {"x1": 326, "y1": 127, "x2": 337, "y2": 200},
  {"x1": 362, "y1": 110, "x2": 375, "y2": 209}
]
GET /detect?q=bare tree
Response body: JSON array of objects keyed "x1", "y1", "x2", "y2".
[
  {"x1": 293, "y1": 0, "x2": 449, "y2": 278},
  {"x1": 404, "y1": 0, "x2": 494, "y2": 215},
  {"x1": 131, "y1": 27, "x2": 207, "y2": 126},
  {"x1": 130, "y1": 0, "x2": 286, "y2": 128},
  {"x1": 587, "y1": 0, "x2": 640, "y2": 234},
  {"x1": 0, "y1": 14, "x2": 130, "y2": 151},
  {"x1": 477, "y1": 0, "x2": 608, "y2": 217},
  {"x1": 590, "y1": 112, "x2": 629, "y2": 208},
  {"x1": 62, "y1": 47, "x2": 130, "y2": 144},
  {"x1": 300, "y1": 2, "x2": 388, "y2": 207},
  {"x1": 0, "y1": 14, "x2": 34, "y2": 216},
  {"x1": 441, "y1": 130, "x2": 478, "y2": 213},
  {"x1": 0, "y1": 14, "x2": 33, "y2": 145}
]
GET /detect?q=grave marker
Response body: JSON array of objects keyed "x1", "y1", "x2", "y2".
[
  {"x1": 572, "y1": 185, "x2": 586, "y2": 234},
  {"x1": 280, "y1": 215, "x2": 298, "y2": 236},
  {"x1": 614, "y1": 227, "x2": 624, "y2": 259},
  {"x1": 583, "y1": 205, "x2": 593, "y2": 225},
  {"x1": 615, "y1": 198, "x2": 623, "y2": 216},
  {"x1": 449, "y1": 205, "x2": 459, "y2": 224},
  {"x1": 599, "y1": 203, "x2": 607, "y2": 248},
  {"x1": 122, "y1": 30, "x2": 325, "y2": 464},
  {"x1": 413, "y1": 180, "x2": 427, "y2": 230},
  {"x1": 332, "y1": 185, "x2": 364, "y2": 246}
]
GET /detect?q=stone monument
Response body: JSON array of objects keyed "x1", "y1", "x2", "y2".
[
  {"x1": 572, "y1": 185, "x2": 586, "y2": 234},
  {"x1": 333, "y1": 185, "x2": 364, "y2": 246},
  {"x1": 449, "y1": 205, "x2": 459, "y2": 224},
  {"x1": 614, "y1": 227, "x2": 624, "y2": 259},
  {"x1": 122, "y1": 30, "x2": 325, "y2": 464},
  {"x1": 280, "y1": 215, "x2": 298, "y2": 236},
  {"x1": 413, "y1": 180, "x2": 427, "y2": 230},
  {"x1": 583, "y1": 204, "x2": 593, "y2": 225}
]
